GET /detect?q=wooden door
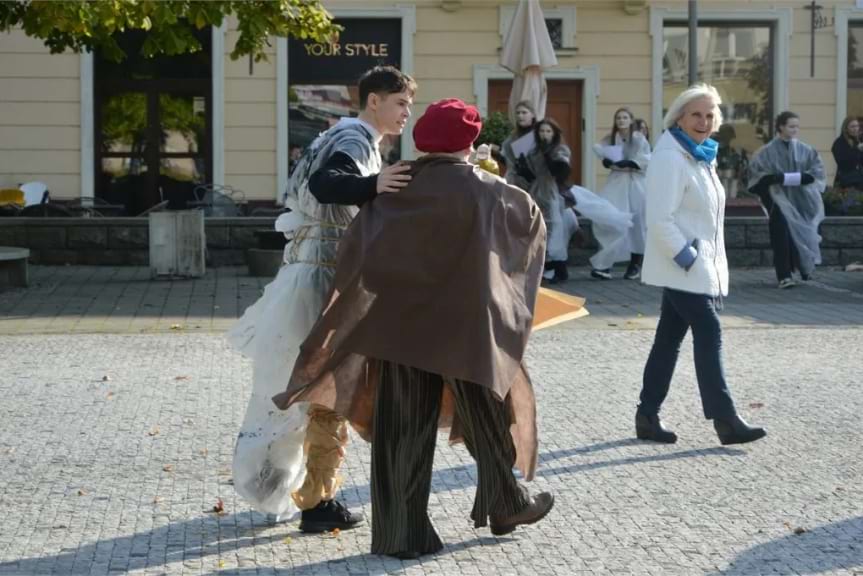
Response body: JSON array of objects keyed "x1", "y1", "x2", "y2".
[{"x1": 489, "y1": 79, "x2": 583, "y2": 185}]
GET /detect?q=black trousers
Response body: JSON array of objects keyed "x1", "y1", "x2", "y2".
[
  {"x1": 371, "y1": 361, "x2": 529, "y2": 557},
  {"x1": 758, "y1": 189, "x2": 800, "y2": 281},
  {"x1": 639, "y1": 288, "x2": 737, "y2": 420}
]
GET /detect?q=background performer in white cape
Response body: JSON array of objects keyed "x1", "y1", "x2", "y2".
[{"x1": 591, "y1": 107, "x2": 651, "y2": 280}]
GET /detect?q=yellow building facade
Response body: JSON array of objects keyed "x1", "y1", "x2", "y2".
[{"x1": 3, "y1": 0, "x2": 863, "y2": 213}]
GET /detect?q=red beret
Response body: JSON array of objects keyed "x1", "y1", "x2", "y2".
[{"x1": 413, "y1": 98, "x2": 483, "y2": 153}]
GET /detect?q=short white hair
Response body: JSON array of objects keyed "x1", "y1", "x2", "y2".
[{"x1": 663, "y1": 83, "x2": 723, "y2": 133}]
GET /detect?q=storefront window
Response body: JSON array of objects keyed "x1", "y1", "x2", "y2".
[
  {"x1": 95, "y1": 29, "x2": 212, "y2": 215},
  {"x1": 664, "y1": 23, "x2": 773, "y2": 198},
  {"x1": 287, "y1": 18, "x2": 403, "y2": 169},
  {"x1": 847, "y1": 23, "x2": 863, "y2": 120}
]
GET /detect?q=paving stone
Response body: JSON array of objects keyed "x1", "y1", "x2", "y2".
[{"x1": 0, "y1": 265, "x2": 862, "y2": 574}]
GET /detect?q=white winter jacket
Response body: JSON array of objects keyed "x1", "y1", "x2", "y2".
[{"x1": 641, "y1": 130, "x2": 729, "y2": 297}]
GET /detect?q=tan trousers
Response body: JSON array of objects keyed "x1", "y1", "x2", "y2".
[{"x1": 291, "y1": 405, "x2": 349, "y2": 510}]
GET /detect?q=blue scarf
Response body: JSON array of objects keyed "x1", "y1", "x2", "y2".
[{"x1": 670, "y1": 125, "x2": 718, "y2": 163}]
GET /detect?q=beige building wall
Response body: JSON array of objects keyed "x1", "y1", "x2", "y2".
[
  {"x1": 223, "y1": 21, "x2": 278, "y2": 202},
  {"x1": 0, "y1": 28, "x2": 81, "y2": 199},
  {"x1": 2, "y1": 0, "x2": 862, "y2": 204}
]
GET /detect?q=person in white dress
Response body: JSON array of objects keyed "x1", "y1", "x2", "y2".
[
  {"x1": 591, "y1": 107, "x2": 651, "y2": 280},
  {"x1": 226, "y1": 66, "x2": 416, "y2": 532}
]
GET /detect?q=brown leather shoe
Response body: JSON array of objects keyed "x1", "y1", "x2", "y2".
[{"x1": 489, "y1": 492, "x2": 555, "y2": 536}]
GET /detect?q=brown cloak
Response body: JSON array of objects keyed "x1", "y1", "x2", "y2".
[{"x1": 273, "y1": 154, "x2": 547, "y2": 480}]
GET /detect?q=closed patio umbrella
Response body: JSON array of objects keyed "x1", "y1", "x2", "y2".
[{"x1": 500, "y1": 0, "x2": 558, "y2": 121}]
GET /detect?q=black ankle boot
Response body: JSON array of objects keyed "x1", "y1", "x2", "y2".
[
  {"x1": 554, "y1": 261, "x2": 569, "y2": 282},
  {"x1": 624, "y1": 254, "x2": 643, "y2": 280},
  {"x1": 713, "y1": 414, "x2": 767, "y2": 445},
  {"x1": 635, "y1": 412, "x2": 678, "y2": 443}
]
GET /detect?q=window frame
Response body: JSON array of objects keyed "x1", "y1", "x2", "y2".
[
  {"x1": 649, "y1": 6, "x2": 791, "y2": 146},
  {"x1": 835, "y1": 6, "x2": 863, "y2": 135}
]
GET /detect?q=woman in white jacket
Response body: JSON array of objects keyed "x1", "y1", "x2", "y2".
[{"x1": 635, "y1": 84, "x2": 766, "y2": 446}]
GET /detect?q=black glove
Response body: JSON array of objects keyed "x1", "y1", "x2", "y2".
[
  {"x1": 515, "y1": 156, "x2": 535, "y2": 183},
  {"x1": 801, "y1": 173, "x2": 815, "y2": 185},
  {"x1": 602, "y1": 158, "x2": 613, "y2": 169},
  {"x1": 615, "y1": 160, "x2": 640, "y2": 170},
  {"x1": 760, "y1": 173, "x2": 784, "y2": 187}
]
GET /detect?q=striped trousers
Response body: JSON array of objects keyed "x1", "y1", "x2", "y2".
[{"x1": 371, "y1": 361, "x2": 529, "y2": 557}]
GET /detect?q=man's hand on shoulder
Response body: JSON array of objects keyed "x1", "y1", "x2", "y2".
[{"x1": 377, "y1": 162, "x2": 412, "y2": 194}]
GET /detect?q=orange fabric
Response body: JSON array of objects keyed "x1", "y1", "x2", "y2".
[{"x1": 291, "y1": 405, "x2": 348, "y2": 510}]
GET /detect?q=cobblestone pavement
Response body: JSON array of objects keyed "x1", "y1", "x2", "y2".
[{"x1": 0, "y1": 266, "x2": 862, "y2": 575}]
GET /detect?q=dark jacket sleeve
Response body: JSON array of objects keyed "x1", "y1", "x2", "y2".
[
  {"x1": 308, "y1": 152, "x2": 378, "y2": 206},
  {"x1": 832, "y1": 137, "x2": 860, "y2": 174},
  {"x1": 548, "y1": 158, "x2": 570, "y2": 187}
]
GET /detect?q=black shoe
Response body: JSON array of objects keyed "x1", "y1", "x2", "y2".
[
  {"x1": 554, "y1": 261, "x2": 569, "y2": 282},
  {"x1": 299, "y1": 499, "x2": 364, "y2": 533},
  {"x1": 591, "y1": 268, "x2": 612, "y2": 280},
  {"x1": 623, "y1": 264, "x2": 641, "y2": 280},
  {"x1": 635, "y1": 412, "x2": 678, "y2": 443},
  {"x1": 489, "y1": 491, "x2": 555, "y2": 536},
  {"x1": 713, "y1": 414, "x2": 767, "y2": 445}
]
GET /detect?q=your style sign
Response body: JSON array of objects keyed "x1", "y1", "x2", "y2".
[
  {"x1": 303, "y1": 42, "x2": 390, "y2": 58},
  {"x1": 288, "y1": 18, "x2": 401, "y2": 84}
]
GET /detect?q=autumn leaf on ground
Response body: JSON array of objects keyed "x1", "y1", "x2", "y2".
[
  {"x1": 283, "y1": 537, "x2": 292, "y2": 545},
  {"x1": 330, "y1": 528, "x2": 341, "y2": 537},
  {"x1": 170, "y1": 324, "x2": 183, "y2": 330},
  {"x1": 153, "y1": 496, "x2": 161, "y2": 504},
  {"x1": 199, "y1": 448, "x2": 208, "y2": 456},
  {"x1": 212, "y1": 497, "x2": 225, "y2": 514},
  {"x1": 148, "y1": 427, "x2": 160, "y2": 436},
  {"x1": 162, "y1": 464, "x2": 173, "y2": 472},
  {"x1": 174, "y1": 376, "x2": 190, "y2": 381},
  {"x1": 106, "y1": 392, "x2": 114, "y2": 400},
  {"x1": 77, "y1": 489, "x2": 87, "y2": 496},
  {"x1": 749, "y1": 402, "x2": 765, "y2": 409},
  {"x1": 218, "y1": 560, "x2": 225, "y2": 568}
]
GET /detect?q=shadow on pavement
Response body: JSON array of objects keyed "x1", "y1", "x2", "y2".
[
  {"x1": 704, "y1": 516, "x2": 863, "y2": 575},
  {"x1": 538, "y1": 445, "x2": 746, "y2": 478},
  {"x1": 0, "y1": 511, "x2": 287, "y2": 575},
  {"x1": 197, "y1": 535, "x2": 508, "y2": 575},
  {"x1": 0, "y1": 511, "x2": 510, "y2": 575}
]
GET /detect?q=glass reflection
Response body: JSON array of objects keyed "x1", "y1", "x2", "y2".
[
  {"x1": 664, "y1": 24, "x2": 772, "y2": 198},
  {"x1": 101, "y1": 92, "x2": 147, "y2": 154},
  {"x1": 159, "y1": 94, "x2": 206, "y2": 153},
  {"x1": 288, "y1": 84, "x2": 401, "y2": 166},
  {"x1": 160, "y1": 157, "x2": 204, "y2": 182},
  {"x1": 847, "y1": 24, "x2": 863, "y2": 118}
]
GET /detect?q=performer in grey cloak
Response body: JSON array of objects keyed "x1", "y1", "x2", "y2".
[
  {"x1": 748, "y1": 111, "x2": 826, "y2": 288},
  {"x1": 526, "y1": 118, "x2": 573, "y2": 283}
]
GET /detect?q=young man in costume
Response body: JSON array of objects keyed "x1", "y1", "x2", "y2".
[
  {"x1": 276, "y1": 98, "x2": 555, "y2": 558},
  {"x1": 227, "y1": 66, "x2": 416, "y2": 533}
]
